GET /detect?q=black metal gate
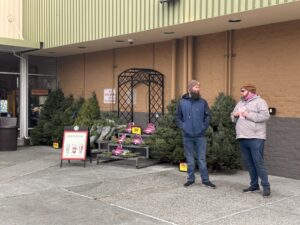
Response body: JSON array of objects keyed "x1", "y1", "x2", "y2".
[{"x1": 118, "y1": 68, "x2": 164, "y2": 125}]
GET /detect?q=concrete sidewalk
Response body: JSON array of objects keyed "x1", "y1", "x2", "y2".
[{"x1": 0, "y1": 146, "x2": 299, "y2": 225}]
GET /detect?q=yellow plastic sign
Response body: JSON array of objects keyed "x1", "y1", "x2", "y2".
[
  {"x1": 179, "y1": 162, "x2": 188, "y2": 172},
  {"x1": 53, "y1": 142, "x2": 59, "y2": 149},
  {"x1": 131, "y1": 126, "x2": 141, "y2": 135}
]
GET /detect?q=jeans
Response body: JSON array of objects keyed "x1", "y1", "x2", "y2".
[
  {"x1": 183, "y1": 136, "x2": 209, "y2": 183},
  {"x1": 239, "y1": 138, "x2": 270, "y2": 189}
]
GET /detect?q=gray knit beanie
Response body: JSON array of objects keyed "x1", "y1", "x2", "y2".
[{"x1": 188, "y1": 80, "x2": 200, "y2": 92}]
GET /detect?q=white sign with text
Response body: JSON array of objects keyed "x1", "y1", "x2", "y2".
[
  {"x1": 61, "y1": 131, "x2": 88, "y2": 160},
  {"x1": 104, "y1": 88, "x2": 116, "y2": 104}
]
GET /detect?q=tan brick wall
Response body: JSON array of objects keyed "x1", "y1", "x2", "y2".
[
  {"x1": 192, "y1": 20, "x2": 300, "y2": 118},
  {"x1": 114, "y1": 42, "x2": 172, "y2": 112},
  {"x1": 194, "y1": 32, "x2": 227, "y2": 105},
  {"x1": 115, "y1": 44, "x2": 154, "y2": 113},
  {"x1": 233, "y1": 20, "x2": 300, "y2": 118},
  {"x1": 58, "y1": 42, "x2": 173, "y2": 112},
  {"x1": 175, "y1": 39, "x2": 185, "y2": 98},
  {"x1": 58, "y1": 19, "x2": 300, "y2": 118},
  {"x1": 153, "y1": 42, "x2": 173, "y2": 105},
  {"x1": 84, "y1": 50, "x2": 114, "y2": 111},
  {"x1": 58, "y1": 55, "x2": 85, "y2": 98}
]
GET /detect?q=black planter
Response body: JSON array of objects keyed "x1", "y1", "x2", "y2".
[{"x1": 0, "y1": 117, "x2": 17, "y2": 151}]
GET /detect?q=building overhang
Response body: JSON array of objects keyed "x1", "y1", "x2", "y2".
[
  {"x1": 32, "y1": 1, "x2": 300, "y2": 57},
  {"x1": 0, "y1": 37, "x2": 40, "y2": 53}
]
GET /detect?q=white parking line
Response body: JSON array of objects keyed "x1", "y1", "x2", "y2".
[
  {"x1": 62, "y1": 188, "x2": 178, "y2": 224},
  {"x1": 110, "y1": 203, "x2": 179, "y2": 225},
  {"x1": 202, "y1": 194, "x2": 300, "y2": 224},
  {"x1": 62, "y1": 188, "x2": 95, "y2": 200}
]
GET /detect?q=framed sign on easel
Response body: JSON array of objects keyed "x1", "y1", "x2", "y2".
[{"x1": 60, "y1": 126, "x2": 89, "y2": 167}]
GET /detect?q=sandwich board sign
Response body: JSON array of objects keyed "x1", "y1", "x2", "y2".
[{"x1": 60, "y1": 126, "x2": 89, "y2": 167}]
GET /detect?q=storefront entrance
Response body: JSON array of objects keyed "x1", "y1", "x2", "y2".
[
  {"x1": 0, "y1": 73, "x2": 19, "y2": 119},
  {"x1": 0, "y1": 52, "x2": 57, "y2": 138}
]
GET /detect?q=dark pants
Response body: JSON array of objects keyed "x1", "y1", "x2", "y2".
[
  {"x1": 183, "y1": 136, "x2": 209, "y2": 183},
  {"x1": 239, "y1": 138, "x2": 270, "y2": 189}
]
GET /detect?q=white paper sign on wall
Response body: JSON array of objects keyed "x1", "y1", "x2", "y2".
[{"x1": 104, "y1": 88, "x2": 116, "y2": 104}]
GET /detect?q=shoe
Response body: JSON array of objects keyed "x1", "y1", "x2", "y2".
[
  {"x1": 262, "y1": 188, "x2": 271, "y2": 198},
  {"x1": 143, "y1": 123, "x2": 156, "y2": 134},
  {"x1": 132, "y1": 134, "x2": 143, "y2": 145},
  {"x1": 202, "y1": 181, "x2": 216, "y2": 189},
  {"x1": 243, "y1": 186, "x2": 260, "y2": 192},
  {"x1": 117, "y1": 133, "x2": 127, "y2": 144},
  {"x1": 184, "y1": 181, "x2": 195, "y2": 187},
  {"x1": 125, "y1": 122, "x2": 135, "y2": 133},
  {"x1": 112, "y1": 145, "x2": 123, "y2": 156}
]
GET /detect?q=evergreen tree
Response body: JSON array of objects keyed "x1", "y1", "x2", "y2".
[
  {"x1": 31, "y1": 89, "x2": 71, "y2": 145},
  {"x1": 148, "y1": 93, "x2": 241, "y2": 172},
  {"x1": 206, "y1": 93, "x2": 241, "y2": 171},
  {"x1": 51, "y1": 96, "x2": 84, "y2": 145},
  {"x1": 147, "y1": 99, "x2": 184, "y2": 162},
  {"x1": 74, "y1": 91, "x2": 100, "y2": 128}
]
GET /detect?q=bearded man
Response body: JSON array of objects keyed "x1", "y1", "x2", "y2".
[
  {"x1": 176, "y1": 80, "x2": 216, "y2": 188},
  {"x1": 231, "y1": 84, "x2": 271, "y2": 198}
]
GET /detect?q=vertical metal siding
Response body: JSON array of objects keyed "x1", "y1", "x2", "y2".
[
  {"x1": 0, "y1": 0, "x2": 22, "y2": 39},
  {"x1": 23, "y1": 0, "x2": 298, "y2": 49}
]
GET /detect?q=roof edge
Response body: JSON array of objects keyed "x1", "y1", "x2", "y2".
[{"x1": 0, "y1": 37, "x2": 41, "y2": 52}]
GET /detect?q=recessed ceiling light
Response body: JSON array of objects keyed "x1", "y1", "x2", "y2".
[
  {"x1": 228, "y1": 19, "x2": 241, "y2": 23},
  {"x1": 115, "y1": 40, "x2": 125, "y2": 43},
  {"x1": 78, "y1": 46, "x2": 86, "y2": 49},
  {"x1": 164, "y1": 31, "x2": 175, "y2": 34}
]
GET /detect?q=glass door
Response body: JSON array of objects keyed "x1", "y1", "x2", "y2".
[{"x1": 0, "y1": 73, "x2": 20, "y2": 122}]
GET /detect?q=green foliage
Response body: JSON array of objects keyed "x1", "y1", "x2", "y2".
[
  {"x1": 147, "y1": 94, "x2": 240, "y2": 172},
  {"x1": 31, "y1": 90, "x2": 118, "y2": 147},
  {"x1": 206, "y1": 93, "x2": 241, "y2": 171},
  {"x1": 100, "y1": 111, "x2": 119, "y2": 123},
  {"x1": 147, "y1": 99, "x2": 184, "y2": 163},
  {"x1": 31, "y1": 90, "x2": 80, "y2": 146},
  {"x1": 74, "y1": 91, "x2": 101, "y2": 128}
]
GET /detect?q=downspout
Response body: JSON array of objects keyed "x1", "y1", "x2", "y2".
[
  {"x1": 12, "y1": 43, "x2": 43, "y2": 143},
  {"x1": 171, "y1": 39, "x2": 177, "y2": 99},
  {"x1": 13, "y1": 51, "x2": 29, "y2": 141},
  {"x1": 112, "y1": 49, "x2": 116, "y2": 111},
  {"x1": 225, "y1": 30, "x2": 233, "y2": 96},
  {"x1": 183, "y1": 37, "x2": 188, "y2": 93},
  {"x1": 187, "y1": 36, "x2": 193, "y2": 82},
  {"x1": 183, "y1": 36, "x2": 194, "y2": 93}
]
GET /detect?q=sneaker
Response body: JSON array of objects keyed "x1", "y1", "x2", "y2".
[
  {"x1": 262, "y1": 188, "x2": 271, "y2": 198},
  {"x1": 243, "y1": 186, "x2": 260, "y2": 193},
  {"x1": 202, "y1": 181, "x2": 216, "y2": 189},
  {"x1": 184, "y1": 180, "x2": 195, "y2": 187}
]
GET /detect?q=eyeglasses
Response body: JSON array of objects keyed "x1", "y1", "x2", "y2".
[{"x1": 240, "y1": 89, "x2": 246, "y2": 92}]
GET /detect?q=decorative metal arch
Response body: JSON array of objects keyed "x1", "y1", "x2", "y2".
[{"x1": 118, "y1": 68, "x2": 164, "y2": 126}]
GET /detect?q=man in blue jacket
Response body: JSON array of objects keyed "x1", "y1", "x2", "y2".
[{"x1": 176, "y1": 80, "x2": 216, "y2": 188}]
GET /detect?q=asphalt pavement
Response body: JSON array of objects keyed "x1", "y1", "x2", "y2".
[{"x1": 0, "y1": 146, "x2": 299, "y2": 225}]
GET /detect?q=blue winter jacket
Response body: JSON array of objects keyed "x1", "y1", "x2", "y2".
[{"x1": 176, "y1": 93, "x2": 211, "y2": 137}]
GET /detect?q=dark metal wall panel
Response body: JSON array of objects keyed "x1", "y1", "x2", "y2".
[{"x1": 265, "y1": 117, "x2": 300, "y2": 179}]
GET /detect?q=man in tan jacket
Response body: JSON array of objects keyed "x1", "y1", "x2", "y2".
[{"x1": 231, "y1": 84, "x2": 271, "y2": 198}]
